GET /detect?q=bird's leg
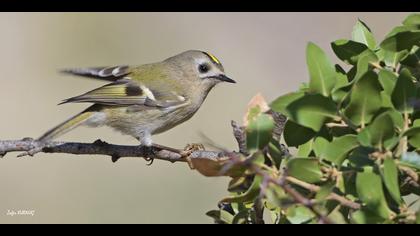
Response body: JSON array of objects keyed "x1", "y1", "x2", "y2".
[{"x1": 137, "y1": 131, "x2": 155, "y2": 165}]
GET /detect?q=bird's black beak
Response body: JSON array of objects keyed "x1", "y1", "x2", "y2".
[{"x1": 216, "y1": 74, "x2": 236, "y2": 83}]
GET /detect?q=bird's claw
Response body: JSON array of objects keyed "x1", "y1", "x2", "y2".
[{"x1": 141, "y1": 145, "x2": 156, "y2": 165}]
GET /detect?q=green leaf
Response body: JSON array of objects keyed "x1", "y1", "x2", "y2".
[
  {"x1": 381, "y1": 157, "x2": 402, "y2": 205},
  {"x1": 265, "y1": 185, "x2": 287, "y2": 208},
  {"x1": 350, "y1": 209, "x2": 387, "y2": 224},
  {"x1": 356, "y1": 171, "x2": 393, "y2": 219},
  {"x1": 403, "y1": 126, "x2": 420, "y2": 149},
  {"x1": 352, "y1": 19, "x2": 376, "y2": 49},
  {"x1": 206, "y1": 210, "x2": 234, "y2": 224},
  {"x1": 287, "y1": 158, "x2": 323, "y2": 183},
  {"x1": 403, "y1": 13, "x2": 420, "y2": 26},
  {"x1": 348, "y1": 146, "x2": 375, "y2": 168},
  {"x1": 377, "y1": 49, "x2": 409, "y2": 68},
  {"x1": 320, "y1": 135, "x2": 359, "y2": 166},
  {"x1": 400, "y1": 46, "x2": 420, "y2": 68},
  {"x1": 354, "y1": 49, "x2": 379, "y2": 81},
  {"x1": 331, "y1": 72, "x2": 352, "y2": 105},
  {"x1": 417, "y1": 211, "x2": 420, "y2": 224},
  {"x1": 268, "y1": 139, "x2": 286, "y2": 168},
  {"x1": 328, "y1": 207, "x2": 348, "y2": 224},
  {"x1": 357, "y1": 112, "x2": 395, "y2": 150},
  {"x1": 270, "y1": 91, "x2": 305, "y2": 115},
  {"x1": 297, "y1": 139, "x2": 314, "y2": 157},
  {"x1": 306, "y1": 42, "x2": 337, "y2": 96},
  {"x1": 400, "y1": 152, "x2": 420, "y2": 170},
  {"x1": 220, "y1": 175, "x2": 263, "y2": 204},
  {"x1": 380, "y1": 31, "x2": 420, "y2": 52},
  {"x1": 344, "y1": 71, "x2": 383, "y2": 126},
  {"x1": 284, "y1": 120, "x2": 316, "y2": 147},
  {"x1": 315, "y1": 181, "x2": 335, "y2": 201},
  {"x1": 285, "y1": 94, "x2": 338, "y2": 132},
  {"x1": 232, "y1": 210, "x2": 250, "y2": 224},
  {"x1": 391, "y1": 68, "x2": 416, "y2": 113},
  {"x1": 286, "y1": 205, "x2": 316, "y2": 224},
  {"x1": 381, "y1": 92, "x2": 394, "y2": 108},
  {"x1": 386, "y1": 25, "x2": 420, "y2": 38},
  {"x1": 331, "y1": 39, "x2": 368, "y2": 65},
  {"x1": 384, "y1": 108, "x2": 404, "y2": 130},
  {"x1": 378, "y1": 69, "x2": 397, "y2": 95},
  {"x1": 313, "y1": 136, "x2": 329, "y2": 157},
  {"x1": 246, "y1": 114, "x2": 275, "y2": 151}
]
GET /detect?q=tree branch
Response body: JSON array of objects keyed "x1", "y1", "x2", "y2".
[{"x1": 0, "y1": 138, "x2": 222, "y2": 164}]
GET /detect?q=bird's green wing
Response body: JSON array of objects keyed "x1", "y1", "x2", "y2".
[{"x1": 59, "y1": 78, "x2": 187, "y2": 108}]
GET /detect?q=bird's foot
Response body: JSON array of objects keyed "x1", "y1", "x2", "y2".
[
  {"x1": 141, "y1": 145, "x2": 156, "y2": 165},
  {"x1": 181, "y1": 143, "x2": 206, "y2": 169}
]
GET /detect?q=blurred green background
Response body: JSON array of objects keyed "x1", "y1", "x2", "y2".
[{"x1": 0, "y1": 13, "x2": 410, "y2": 223}]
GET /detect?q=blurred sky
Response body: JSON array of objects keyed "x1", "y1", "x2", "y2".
[{"x1": 0, "y1": 12, "x2": 411, "y2": 223}]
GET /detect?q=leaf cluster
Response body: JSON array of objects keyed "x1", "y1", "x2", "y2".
[{"x1": 208, "y1": 14, "x2": 420, "y2": 224}]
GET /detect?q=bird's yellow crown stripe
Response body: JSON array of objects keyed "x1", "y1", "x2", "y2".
[{"x1": 204, "y1": 52, "x2": 221, "y2": 65}]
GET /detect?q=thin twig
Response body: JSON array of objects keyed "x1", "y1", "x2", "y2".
[
  {"x1": 285, "y1": 176, "x2": 361, "y2": 210},
  {"x1": 0, "y1": 138, "x2": 222, "y2": 164}
]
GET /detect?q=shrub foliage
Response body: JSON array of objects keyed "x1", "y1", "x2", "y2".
[{"x1": 206, "y1": 14, "x2": 420, "y2": 224}]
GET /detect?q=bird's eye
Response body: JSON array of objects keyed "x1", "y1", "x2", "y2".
[{"x1": 198, "y1": 64, "x2": 210, "y2": 73}]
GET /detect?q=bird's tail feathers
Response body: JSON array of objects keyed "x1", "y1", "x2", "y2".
[{"x1": 37, "y1": 110, "x2": 94, "y2": 143}]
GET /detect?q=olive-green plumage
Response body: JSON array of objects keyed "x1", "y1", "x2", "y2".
[{"x1": 38, "y1": 50, "x2": 235, "y2": 146}]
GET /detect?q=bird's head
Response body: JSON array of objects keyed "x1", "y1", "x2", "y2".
[{"x1": 164, "y1": 50, "x2": 235, "y2": 91}]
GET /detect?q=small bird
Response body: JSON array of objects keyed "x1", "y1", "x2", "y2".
[{"x1": 37, "y1": 50, "x2": 235, "y2": 153}]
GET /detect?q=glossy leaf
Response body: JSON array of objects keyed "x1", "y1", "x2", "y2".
[
  {"x1": 391, "y1": 68, "x2": 416, "y2": 113},
  {"x1": 270, "y1": 91, "x2": 305, "y2": 116},
  {"x1": 246, "y1": 113, "x2": 275, "y2": 151},
  {"x1": 351, "y1": 209, "x2": 387, "y2": 224},
  {"x1": 306, "y1": 42, "x2": 337, "y2": 96},
  {"x1": 380, "y1": 31, "x2": 420, "y2": 52},
  {"x1": 287, "y1": 158, "x2": 323, "y2": 183},
  {"x1": 354, "y1": 49, "x2": 379, "y2": 81},
  {"x1": 285, "y1": 94, "x2": 338, "y2": 132},
  {"x1": 206, "y1": 210, "x2": 234, "y2": 224},
  {"x1": 382, "y1": 157, "x2": 402, "y2": 204},
  {"x1": 331, "y1": 39, "x2": 368, "y2": 65},
  {"x1": 400, "y1": 46, "x2": 420, "y2": 67},
  {"x1": 377, "y1": 49, "x2": 409, "y2": 68},
  {"x1": 356, "y1": 171, "x2": 393, "y2": 219},
  {"x1": 352, "y1": 19, "x2": 376, "y2": 49},
  {"x1": 403, "y1": 126, "x2": 420, "y2": 149},
  {"x1": 403, "y1": 13, "x2": 420, "y2": 26},
  {"x1": 378, "y1": 69, "x2": 397, "y2": 95},
  {"x1": 319, "y1": 135, "x2": 359, "y2": 166},
  {"x1": 313, "y1": 136, "x2": 329, "y2": 158},
  {"x1": 344, "y1": 71, "x2": 383, "y2": 126},
  {"x1": 297, "y1": 139, "x2": 314, "y2": 157},
  {"x1": 331, "y1": 76, "x2": 352, "y2": 105},
  {"x1": 220, "y1": 175, "x2": 263, "y2": 204},
  {"x1": 357, "y1": 112, "x2": 395, "y2": 150},
  {"x1": 283, "y1": 120, "x2": 316, "y2": 147},
  {"x1": 286, "y1": 205, "x2": 315, "y2": 224}
]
